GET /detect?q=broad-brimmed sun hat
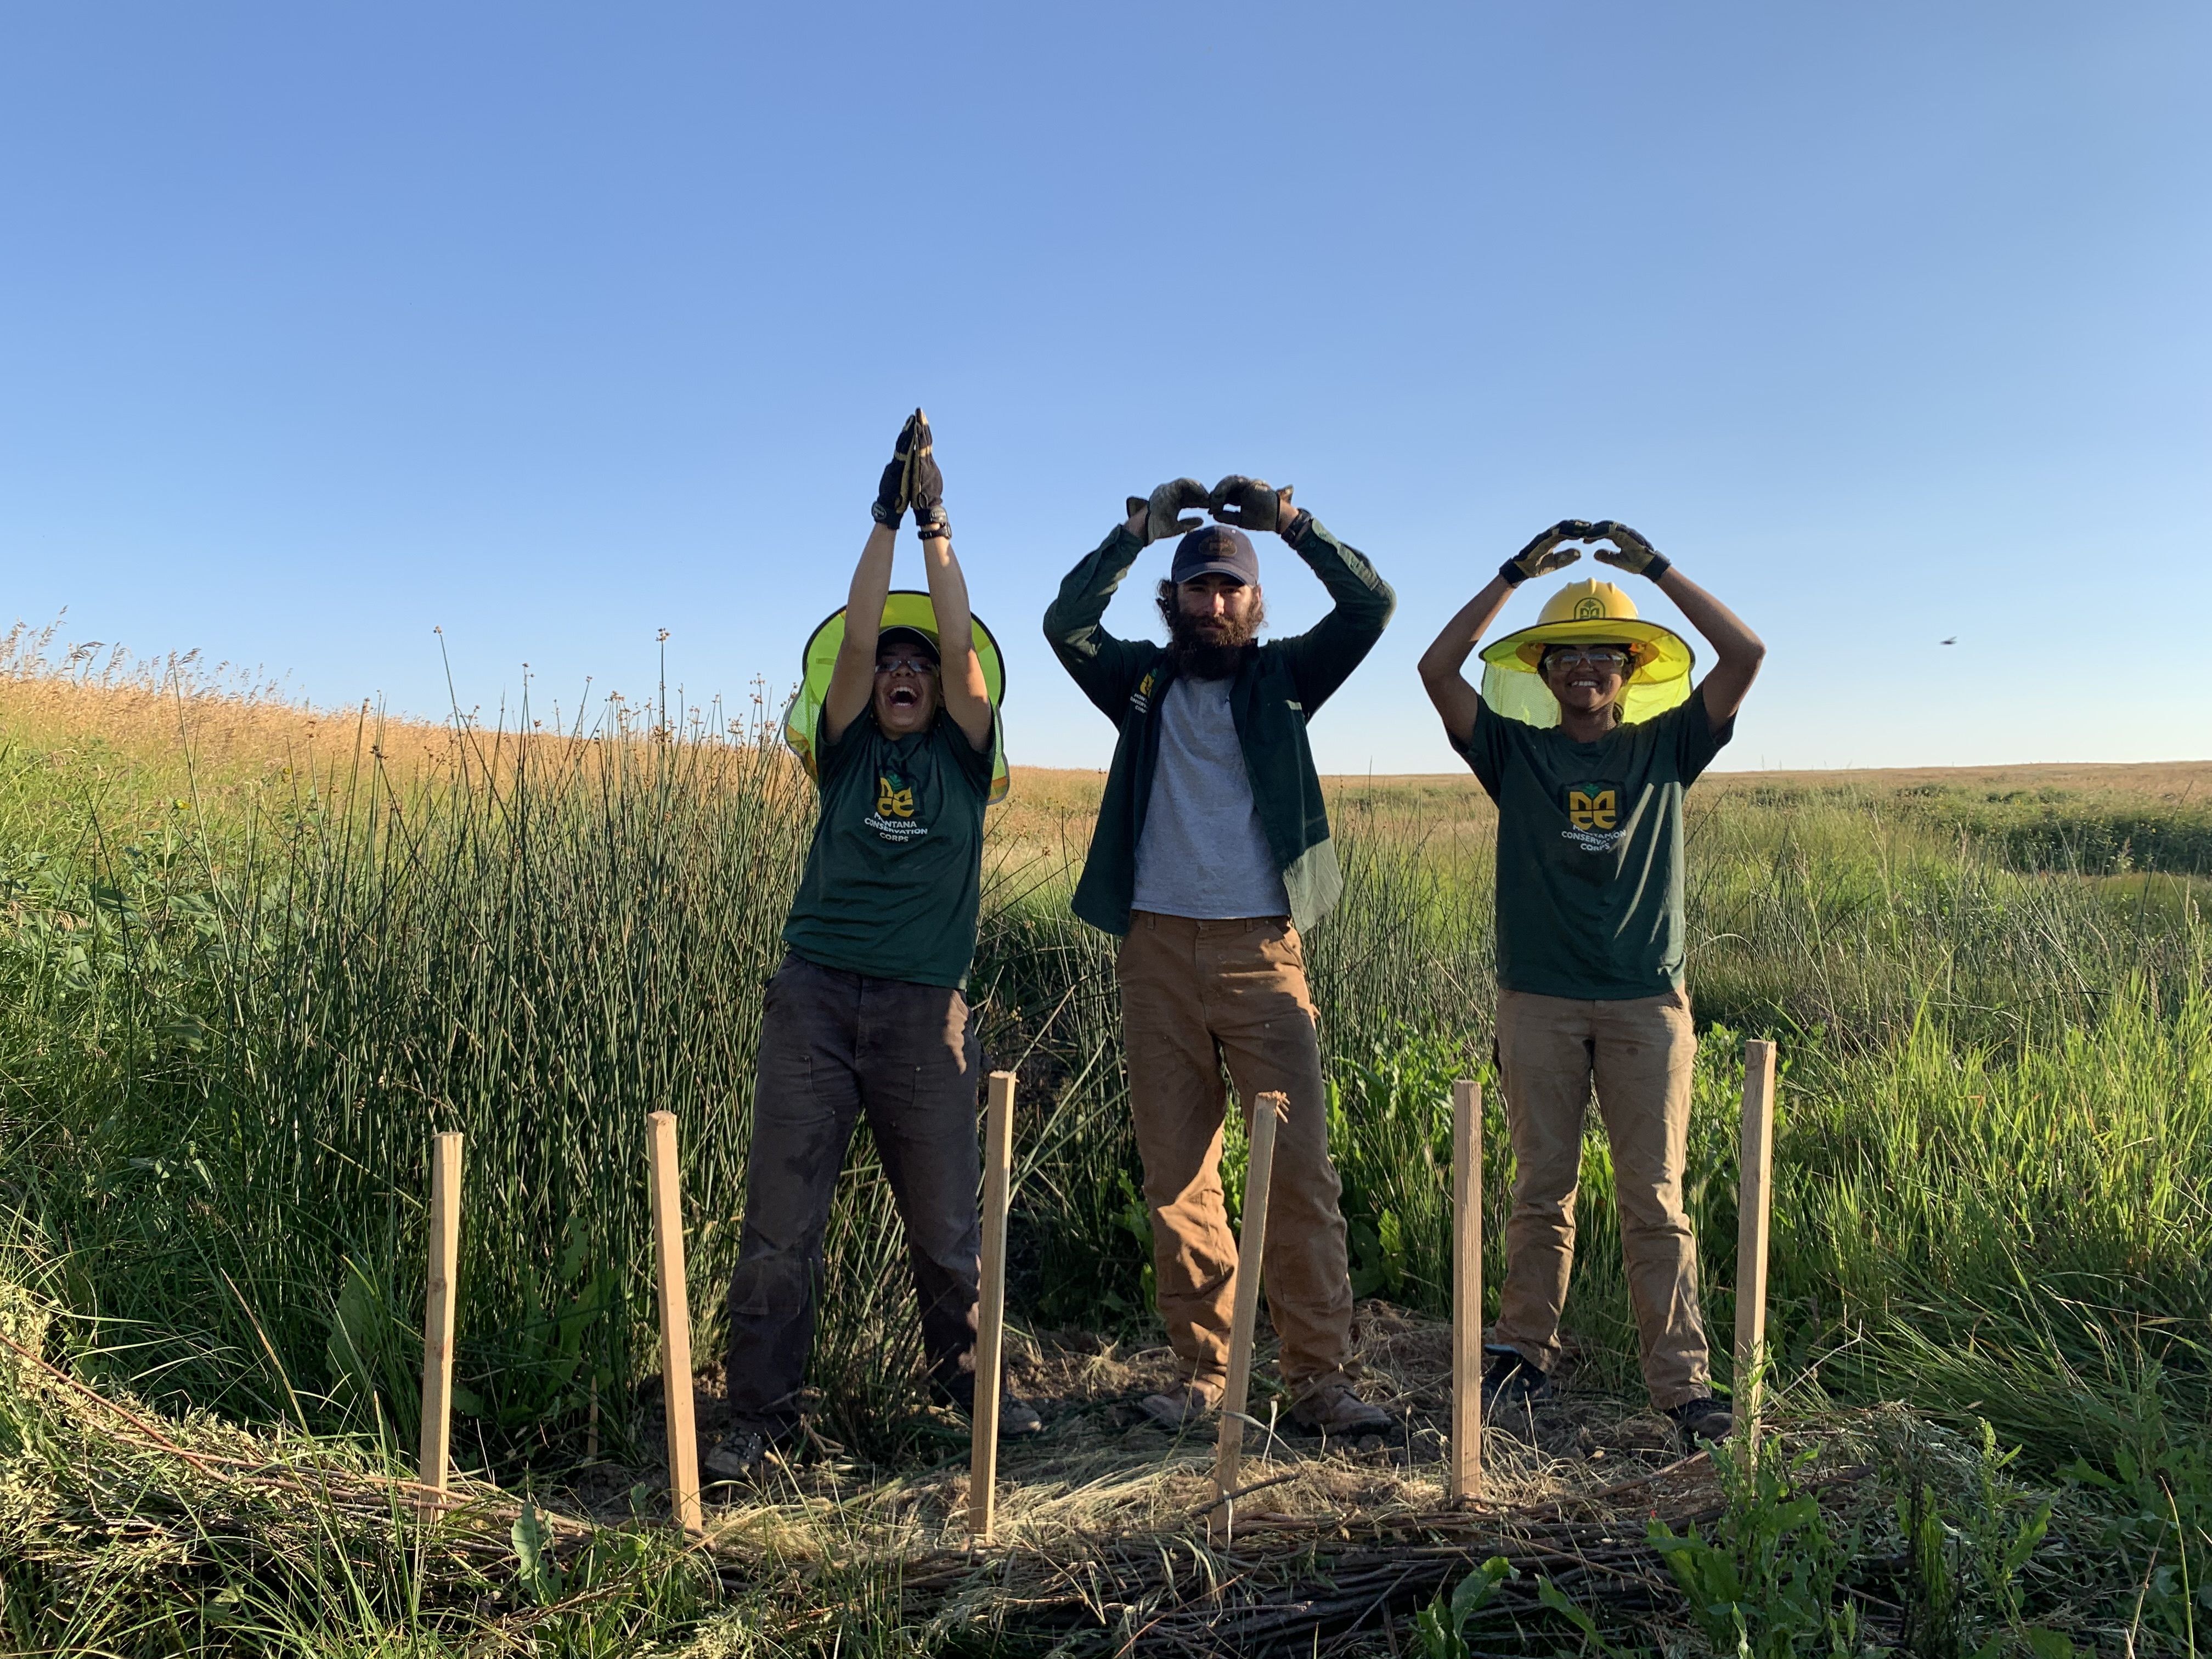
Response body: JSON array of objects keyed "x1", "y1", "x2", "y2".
[
  {"x1": 1477, "y1": 578, "x2": 1695, "y2": 728},
  {"x1": 781, "y1": 589, "x2": 1009, "y2": 805}
]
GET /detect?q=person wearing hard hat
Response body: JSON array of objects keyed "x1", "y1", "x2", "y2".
[
  {"x1": 1416, "y1": 520, "x2": 1765, "y2": 1448},
  {"x1": 1044, "y1": 475, "x2": 1399, "y2": 1439},
  {"x1": 707, "y1": 411, "x2": 1039, "y2": 1483}
]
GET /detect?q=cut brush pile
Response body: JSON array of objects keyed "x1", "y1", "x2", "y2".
[{"x1": 0, "y1": 1277, "x2": 2134, "y2": 1655}]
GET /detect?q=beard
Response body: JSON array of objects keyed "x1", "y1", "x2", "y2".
[{"x1": 1157, "y1": 580, "x2": 1266, "y2": 680}]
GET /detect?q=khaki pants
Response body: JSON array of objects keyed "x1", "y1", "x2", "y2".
[
  {"x1": 1492, "y1": 987, "x2": 1709, "y2": 1409},
  {"x1": 1115, "y1": 912, "x2": 1355, "y2": 1402}
]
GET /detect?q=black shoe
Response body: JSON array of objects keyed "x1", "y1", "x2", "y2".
[
  {"x1": 940, "y1": 1374, "x2": 1045, "y2": 1438},
  {"x1": 1666, "y1": 1395, "x2": 1734, "y2": 1446},
  {"x1": 1480, "y1": 1347, "x2": 1550, "y2": 1417},
  {"x1": 701, "y1": 1428, "x2": 776, "y2": 1485}
]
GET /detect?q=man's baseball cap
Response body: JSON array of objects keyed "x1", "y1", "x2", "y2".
[{"x1": 1170, "y1": 524, "x2": 1259, "y2": 586}]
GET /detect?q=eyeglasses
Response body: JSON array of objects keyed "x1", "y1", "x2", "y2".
[
  {"x1": 876, "y1": 653, "x2": 938, "y2": 675},
  {"x1": 1545, "y1": 648, "x2": 1633, "y2": 672}
]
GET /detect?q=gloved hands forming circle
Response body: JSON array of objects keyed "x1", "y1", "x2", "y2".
[
  {"x1": 1588, "y1": 521, "x2": 1671, "y2": 582},
  {"x1": 1209, "y1": 475, "x2": 1294, "y2": 535},
  {"x1": 908, "y1": 410, "x2": 949, "y2": 540},
  {"x1": 1498, "y1": 520, "x2": 1596, "y2": 588},
  {"x1": 872, "y1": 410, "x2": 928, "y2": 528},
  {"x1": 1125, "y1": 478, "x2": 1213, "y2": 545}
]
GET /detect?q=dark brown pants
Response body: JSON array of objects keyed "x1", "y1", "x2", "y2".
[{"x1": 723, "y1": 952, "x2": 982, "y2": 1435}]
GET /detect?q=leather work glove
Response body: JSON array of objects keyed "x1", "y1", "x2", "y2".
[
  {"x1": 1124, "y1": 478, "x2": 1212, "y2": 545},
  {"x1": 871, "y1": 409, "x2": 927, "y2": 527},
  {"x1": 1589, "y1": 520, "x2": 1672, "y2": 582},
  {"x1": 1208, "y1": 475, "x2": 1294, "y2": 535},
  {"x1": 1498, "y1": 520, "x2": 1596, "y2": 588},
  {"x1": 908, "y1": 409, "x2": 949, "y2": 540}
]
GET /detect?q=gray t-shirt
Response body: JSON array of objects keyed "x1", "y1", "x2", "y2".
[{"x1": 1132, "y1": 674, "x2": 1291, "y2": 920}]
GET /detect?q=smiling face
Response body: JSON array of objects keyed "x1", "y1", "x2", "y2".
[
  {"x1": 872, "y1": 639, "x2": 941, "y2": 735},
  {"x1": 1541, "y1": 642, "x2": 1635, "y2": 720}
]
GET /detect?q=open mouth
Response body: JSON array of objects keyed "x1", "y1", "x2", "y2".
[{"x1": 888, "y1": 685, "x2": 920, "y2": 710}]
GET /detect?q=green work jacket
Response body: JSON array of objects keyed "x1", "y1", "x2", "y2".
[{"x1": 1043, "y1": 516, "x2": 1395, "y2": 937}]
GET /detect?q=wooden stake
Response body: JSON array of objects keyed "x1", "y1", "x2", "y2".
[
  {"x1": 1449, "y1": 1080, "x2": 1483, "y2": 1503},
  {"x1": 1733, "y1": 1040, "x2": 1778, "y2": 1442},
  {"x1": 647, "y1": 1110, "x2": 702, "y2": 1533},
  {"x1": 416, "y1": 1132, "x2": 464, "y2": 1522},
  {"x1": 417, "y1": 1131, "x2": 462, "y2": 1516},
  {"x1": 1210, "y1": 1090, "x2": 1286, "y2": 1545},
  {"x1": 968, "y1": 1070, "x2": 1017, "y2": 1542}
]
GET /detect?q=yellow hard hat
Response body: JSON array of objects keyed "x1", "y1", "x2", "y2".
[{"x1": 1477, "y1": 578, "x2": 1695, "y2": 728}]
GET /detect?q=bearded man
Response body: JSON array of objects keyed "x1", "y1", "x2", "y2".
[{"x1": 1043, "y1": 475, "x2": 1397, "y2": 1437}]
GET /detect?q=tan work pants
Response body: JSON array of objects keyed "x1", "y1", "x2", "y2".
[
  {"x1": 1492, "y1": 986, "x2": 1710, "y2": 1409},
  {"x1": 1115, "y1": 912, "x2": 1355, "y2": 1403}
]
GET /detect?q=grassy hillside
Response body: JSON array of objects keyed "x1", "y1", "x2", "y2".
[{"x1": 2, "y1": 646, "x2": 2208, "y2": 1654}]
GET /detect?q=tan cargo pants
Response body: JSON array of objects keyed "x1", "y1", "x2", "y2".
[
  {"x1": 1492, "y1": 986, "x2": 1711, "y2": 1409},
  {"x1": 1115, "y1": 912, "x2": 1355, "y2": 1403}
]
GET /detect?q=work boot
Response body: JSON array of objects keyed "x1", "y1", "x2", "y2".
[
  {"x1": 1667, "y1": 1395, "x2": 1734, "y2": 1447},
  {"x1": 1290, "y1": 1384, "x2": 1396, "y2": 1437},
  {"x1": 1480, "y1": 1347, "x2": 1550, "y2": 1418},
  {"x1": 701, "y1": 1427, "x2": 778, "y2": 1486},
  {"x1": 1139, "y1": 1380, "x2": 1222, "y2": 1431},
  {"x1": 940, "y1": 1373, "x2": 1044, "y2": 1438}
]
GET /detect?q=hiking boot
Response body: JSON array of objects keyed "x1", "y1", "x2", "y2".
[
  {"x1": 940, "y1": 1374, "x2": 1045, "y2": 1438},
  {"x1": 1290, "y1": 1384, "x2": 1396, "y2": 1437},
  {"x1": 701, "y1": 1427, "x2": 777, "y2": 1485},
  {"x1": 1138, "y1": 1381, "x2": 1221, "y2": 1431},
  {"x1": 1480, "y1": 1347, "x2": 1551, "y2": 1418},
  {"x1": 1667, "y1": 1395, "x2": 1735, "y2": 1446}
]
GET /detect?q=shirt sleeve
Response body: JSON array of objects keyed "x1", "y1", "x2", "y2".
[
  {"x1": 938, "y1": 709, "x2": 997, "y2": 799},
  {"x1": 814, "y1": 705, "x2": 873, "y2": 789},
  {"x1": 1671, "y1": 684, "x2": 1735, "y2": 784},
  {"x1": 1451, "y1": 696, "x2": 1514, "y2": 804}
]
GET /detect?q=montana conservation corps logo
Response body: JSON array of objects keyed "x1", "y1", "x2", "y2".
[
  {"x1": 1561, "y1": 783, "x2": 1627, "y2": 853},
  {"x1": 1572, "y1": 595, "x2": 1609, "y2": 620},
  {"x1": 866, "y1": 767, "x2": 929, "y2": 842}
]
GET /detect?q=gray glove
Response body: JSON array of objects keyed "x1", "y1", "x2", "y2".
[
  {"x1": 1208, "y1": 475, "x2": 1294, "y2": 535},
  {"x1": 1499, "y1": 520, "x2": 1596, "y2": 587},
  {"x1": 871, "y1": 410, "x2": 926, "y2": 527},
  {"x1": 1124, "y1": 478, "x2": 1212, "y2": 544},
  {"x1": 1589, "y1": 521, "x2": 1671, "y2": 581},
  {"x1": 909, "y1": 410, "x2": 948, "y2": 540}
]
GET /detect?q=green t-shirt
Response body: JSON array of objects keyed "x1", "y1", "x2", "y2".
[
  {"x1": 781, "y1": 706, "x2": 993, "y2": 990},
  {"x1": 1454, "y1": 685, "x2": 1733, "y2": 1001}
]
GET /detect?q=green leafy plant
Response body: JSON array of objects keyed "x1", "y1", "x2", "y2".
[
  {"x1": 1411, "y1": 1555, "x2": 1513, "y2": 1658},
  {"x1": 1649, "y1": 1436, "x2": 1858, "y2": 1658}
]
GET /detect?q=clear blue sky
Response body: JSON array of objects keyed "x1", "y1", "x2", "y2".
[{"x1": 3, "y1": 3, "x2": 2205, "y2": 772}]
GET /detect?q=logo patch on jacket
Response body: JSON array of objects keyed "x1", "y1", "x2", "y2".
[
  {"x1": 1130, "y1": 670, "x2": 1156, "y2": 715},
  {"x1": 1561, "y1": 784, "x2": 1627, "y2": 853}
]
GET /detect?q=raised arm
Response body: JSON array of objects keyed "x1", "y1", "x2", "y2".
[
  {"x1": 822, "y1": 523, "x2": 898, "y2": 745},
  {"x1": 1041, "y1": 479, "x2": 1210, "y2": 717},
  {"x1": 1210, "y1": 475, "x2": 1396, "y2": 712},
  {"x1": 823, "y1": 413, "x2": 928, "y2": 744},
  {"x1": 1589, "y1": 522, "x2": 1765, "y2": 730},
  {"x1": 907, "y1": 416, "x2": 992, "y2": 753},
  {"x1": 1417, "y1": 522, "x2": 1593, "y2": 745}
]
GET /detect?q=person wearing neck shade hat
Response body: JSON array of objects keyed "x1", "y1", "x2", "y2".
[
  {"x1": 707, "y1": 411, "x2": 1039, "y2": 1482},
  {"x1": 1417, "y1": 520, "x2": 1766, "y2": 1448}
]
